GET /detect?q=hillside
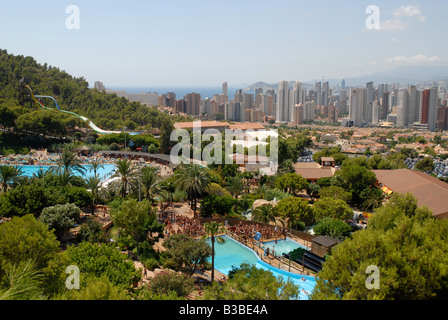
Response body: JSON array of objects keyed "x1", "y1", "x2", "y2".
[
  {"x1": 243, "y1": 81, "x2": 278, "y2": 92},
  {"x1": 0, "y1": 49, "x2": 173, "y2": 132}
]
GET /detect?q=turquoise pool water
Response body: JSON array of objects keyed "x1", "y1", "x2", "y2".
[
  {"x1": 206, "y1": 235, "x2": 316, "y2": 300},
  {"x1": 261, "y1": 237, "x2": 309, "y2": 256},
  {"x1": 13, "y1": 164, "x2": 116, "y2": 180}
]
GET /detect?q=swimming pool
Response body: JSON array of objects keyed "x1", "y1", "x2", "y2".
[
  {"x1": 206, "y1": 235, "x2": 316, "y2": 300},
  {"x1": 261, "y1": 237, "x2": 309, "y2": 256},
  {"x1": 14, "y1": 164, "x2": 116, "y2": 181}
]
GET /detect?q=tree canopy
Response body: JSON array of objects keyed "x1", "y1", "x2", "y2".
[
  {"x1": 311, "y1": 193, "x2": 448, "y2": 300},
  {"x1": 202, "y1": 263, "x2": 300, "y2": 300},
  {"x1": 274, "y1": 197, "x2": 314, "y2": 228},
  {"x1": 313, "y1": 197, "x2": 353, "y2": 222},
  {"x1": 66, "y1": 242, "x2": 141, "y2": 288}
]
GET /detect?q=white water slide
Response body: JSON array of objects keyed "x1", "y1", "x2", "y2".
[{"x1": 26, "y1": 85, "x2": 137, "y2": 135}]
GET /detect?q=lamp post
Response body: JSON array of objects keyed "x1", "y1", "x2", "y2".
[
  {"x1": 138, "y1": 157, "x2": 144, "y2": 202},
  {"x1": 123, "y1": 126, "x2": 127, "y2": 150}
]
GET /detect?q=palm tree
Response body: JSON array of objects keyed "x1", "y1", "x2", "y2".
[
  {"x1": 55, "y1": 150, "x2": 86, "y2": 175},
  {"x1": 252, "y1": 204, "x2": 284, "y2": 240},
  {"x1": 140, "y1": 166, "x2": 161, "y2": 201},
  {"x1": 226, "y1": 175, "x2": 244, "y2": 199},
  {"x1": 174, "y1": 164, "x2": 211, "y2": 218},
  {"x1": 89, "y1": 158, "x2": 104, "y2": 178},
  {"x1": 255, "y1": 184, "x2": 269, "y2": 199},
  {"x1": 202, "y1": 221, "x2": 226, "y2": 285},
  {"x1": 111, "y1": 159, "x2": 137, "y2": 198},
  {"x1": 0, "y1": 166, "x2": 24, "y2": 193},
  {"x1": 251, "y1": 204, "x2": 276, "y2": 224},
  {"x1": 54, "y1": 170, "x2": 78, "y2": 187},
  {"x1": 32, "y1": 167, "x2": 53, "y2": 180},
  {"x1": 0, "y1": 260, "x2": 43, "y2": 300},
  {"x1": 85, "y1": 175, "x2": 102, "y2": 214}
]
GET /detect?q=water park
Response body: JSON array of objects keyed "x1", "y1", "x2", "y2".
[{"x1": 0, "y1": 83, "x2": 322, "y2": 301}]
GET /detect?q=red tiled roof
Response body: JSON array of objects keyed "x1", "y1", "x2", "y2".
[{"x1": 373, "y1": 169, "x2": 448, "y2": 219}]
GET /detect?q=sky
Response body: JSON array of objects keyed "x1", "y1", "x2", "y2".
[{"x1": 0, "y1": 0, "x2": 447, "y2": 88}]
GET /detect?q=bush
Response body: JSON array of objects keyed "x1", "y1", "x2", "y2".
[
  {"x1": 79, "y1": 217, "x2": 107, "y2": 243},
  {"x1": 39, "y1": 203, "x2": 81, "y2": 239},
  {"x1": 115, "y1": 236, "x2": 136, "y2": 251},
  {"x1": 67, "y1": 242, "x2": 141, "y2": 287},
  {"x1": 264, "y1": 188, "x2": 291, "y2": 201},
  {"x1": 109, "y1": 142, "x2": 120, "y2": 150},
  {"x1": 148, "y1": 271, "x2": 194, "y2": 298},
  {"x1": 200, "y1": 194, "x2": 236, "y2": 217},
  {"x1": 162, "y1": 234, "x2": 211, "y2": 275},
  {"x1": 313, "y1": 197, "x2": 353, "y2": 222},
  {"x1": 313, "y1": 217, "x2": 352, "y2": 240},
  {"x1": 0, "y1": 181, "x2": 67, "y2": 218},
  {"x1": 148, "y1": 144, "x2": 159, "y2": 154},
  {"x1": 274, "y1": 197, "x2": 314, "y2": 227},
  {"x1": 143, "y1": 258, "x2": 160, "y2": 271},
  {"x1": 70, "y1": 275, "x2": 131, "y2": 300},
  {"x1": 65, "y1": 186, "x2": 93, "y2": 208}
]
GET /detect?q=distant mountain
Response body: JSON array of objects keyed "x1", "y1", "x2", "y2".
[
  {"x1": 243, "y1": 82, "x2": 277, "y2": 92},
  {"x1": 342, "y1": 65, "x2": 448, "y2": 87},
  {"x1": 243, "y1": 65, "x2": 448, "y2": 92}
]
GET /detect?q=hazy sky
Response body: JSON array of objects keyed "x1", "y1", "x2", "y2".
[{"x1": 1, "y1": 0, "x2": 447, "y2": 87}]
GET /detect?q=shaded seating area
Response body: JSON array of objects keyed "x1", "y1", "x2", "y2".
[
  {"x1": 282, "y1": 235, "x2": 339, "y2": 273},
  {"x1": 283, "y1": 250, "x2": 325, "y2": 273}
]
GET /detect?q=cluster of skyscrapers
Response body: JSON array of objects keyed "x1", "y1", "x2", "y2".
[
  {"x1": 95, "y1": 79, "x2": 448, "y2": 132},
  {"x1": 346, "y1": 82, "x2": 448, "y2": 131}
]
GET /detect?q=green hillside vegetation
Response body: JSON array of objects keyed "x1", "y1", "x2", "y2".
[{"x1": 0, "y1": 49, "x2": 189, "y2": 153}]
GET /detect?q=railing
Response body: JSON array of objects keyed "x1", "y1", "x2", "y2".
[
  {"x1": 199, "y1": 217, "x2": 315, "y2": 247},
  {"x1": 224, "y1": 228, "x2": 311, "y2": 274}
]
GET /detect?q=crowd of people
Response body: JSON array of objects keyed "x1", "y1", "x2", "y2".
[
  {"x1": 228, "y1": 221, "x2": 285, "y2": 242},
  {"x1": 175, "y1": 216, "x2": 205, "y2": 238},
  {"x1": 159, "y1": 208, "x2": 288, "y2": 243}
]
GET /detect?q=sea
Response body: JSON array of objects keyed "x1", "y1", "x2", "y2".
[{"x1": 107, "y1": 86, "x2": 254, "y2": 98}]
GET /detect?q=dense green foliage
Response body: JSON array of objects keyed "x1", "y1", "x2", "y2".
[
  {"x1": 278, "y1": 134, "x2": 312, "y2": 166},
  {"x1": 0, "y1": 49, "x2": 173, "y2": 131},
  {"x1": 312, "y1": 146, "x2": 347, "y2": 166},
  {"x1": 313, "y1": 197, "x2": 353, "y2": 222},
  {"x1": 274, "y1": 173, "x2": 308, "y2": 196},
  {"x1": 202, "y1": 263, "x2": 300, "y2": 300},
  {"x1": 78, "y1": 216, "x2": 108, "y2": 244},
  {"x1": 313, "y1": 217, "x2": 352, "y2": 240},
  {"x1": 414, "y1": 157, "x2": 435, "y2": 173},
  {"x1": 0, "y1": 215, "x2": 67, "y2": 297},
  {"x1": 174, "y1": 164, "x2": 211, "y2": 218},
  {"x1": 39, "y1": 203, "x2": 81, "y2": 240},
  {"x1": 69, "y1": 275, "x2": 132, "y2": 300},
  {"x1": 0, "y1": 49, "x2": 191, "y2": 153},
  {"x1": 163, "y1": 233, "x2": 212, "y2": 275},
  {"x1": 110, "y1": 199, "x2": 161, "y2": 256},
  {"x1": 66, "y1": 242, "x2": 141, "y2": 288},
  {"x1": 200, "y1": 194, "x2": 236, "y2": 217},
  {"x1": 311, "y1": 193, "x2": 448, "y2": 300},
  {"x1": 146, "y1": 271, "x2": 194, "y2": 298},
  {"x1": 318, "y1": 186, "x2": 352, "y2": 203},
  {"x1": 0, "y1": 179, "x2": 67, "y2": 218},
  {"x1": 273, "y1": 197, "x2": 314, "y2": 228},
  {"x1": 333, "y1": 163, "x2": 381, "y2": 208}
]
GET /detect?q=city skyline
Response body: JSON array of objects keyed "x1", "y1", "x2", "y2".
[{"x1": 1, "y1": 1, "x2": 447, "y2": 87}]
